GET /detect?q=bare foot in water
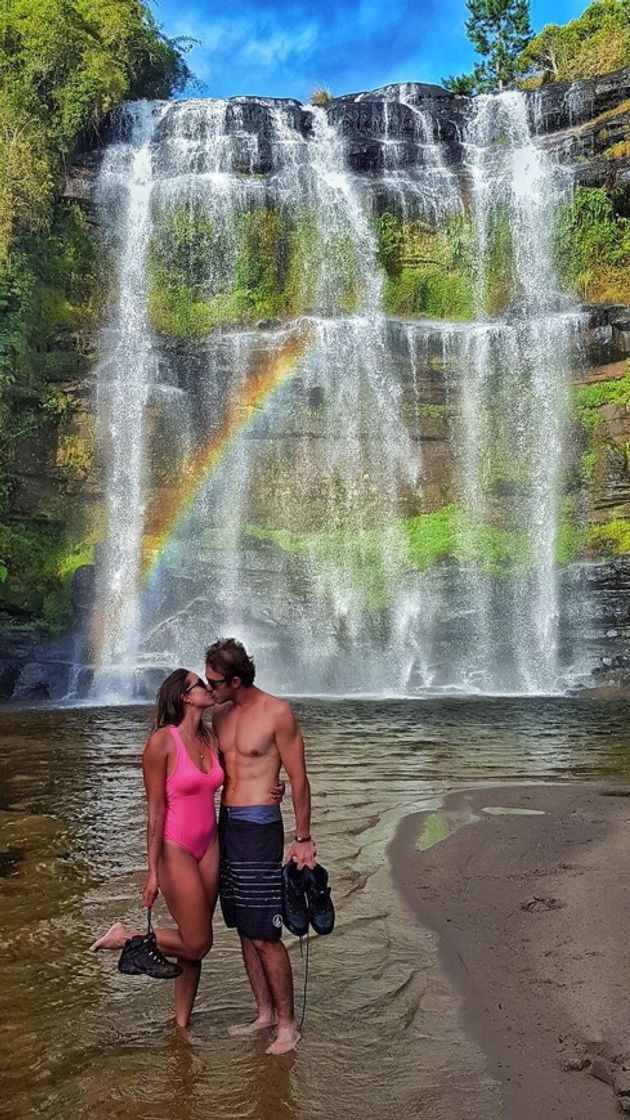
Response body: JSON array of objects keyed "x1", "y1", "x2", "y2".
[
  {"x1": 89, "y1": 921, "x2": 131, "y2": 952},
  {"x1": 228, "y1": 1014, "x2": 276, "y2": 1037},
  {"x1": 175, "y1": 1023, "x2": 195, "y2": 1045},
  {"x1": 265, "y1": 1028, "x2": 300, "y2": 1055}
]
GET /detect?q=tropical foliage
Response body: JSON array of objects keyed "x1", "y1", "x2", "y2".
[
  {"x1": 519, "y1": 0, "x2": 630, "y2": 84},
  {"x1": 0, "y1": 0, "x2": 191, "y2": 628}
]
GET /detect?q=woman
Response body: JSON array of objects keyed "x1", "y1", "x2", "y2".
[{"x1": 91, "y1": 668, "x2": 281, "y2": 1031}]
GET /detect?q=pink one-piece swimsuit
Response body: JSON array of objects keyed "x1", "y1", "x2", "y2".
[{"x1": 162, "y1": 726, "x2": 223, "y2": 861}]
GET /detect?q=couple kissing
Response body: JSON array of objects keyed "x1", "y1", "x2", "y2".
[{"x1": 91, "y1": 637, "x2": 316, "y2": 1055}]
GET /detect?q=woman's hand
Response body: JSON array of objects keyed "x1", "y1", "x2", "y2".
[
  {"x1": 142, "y1": 871, "x2": 159, "y2": 909},
  {"x1": 270, "y1": 779, "x2": 286, "y2": 803}
]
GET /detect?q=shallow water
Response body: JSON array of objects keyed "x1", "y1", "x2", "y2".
[{"x1": 2, "y1": 698, "x2": 630, "y2": 1120}]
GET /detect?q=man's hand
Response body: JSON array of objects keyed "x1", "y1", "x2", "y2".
[
  {"x1": 142, "y1": 871, "x2": 159, "y2": 909},
  {"x1": 284, "y1": 838, "x2": 316, "y2": 870}
]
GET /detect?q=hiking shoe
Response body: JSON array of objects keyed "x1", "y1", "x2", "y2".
[
  {"x1": 117, "y1": 932, "x2": 183, "y2": 980},
  {"x1": 304, "y1": 864, "x2": 335, "y2": 936},
  {"x1": 282, "y1": 862, "x2": 309, "y2": 937}
]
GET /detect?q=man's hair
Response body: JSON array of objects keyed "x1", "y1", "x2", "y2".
[{"x1": 205, "y1": 638, "x2": 256, "y2": 687}]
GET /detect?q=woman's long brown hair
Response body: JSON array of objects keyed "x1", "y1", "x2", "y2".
[{"x1": 153, "y1": 668, "x2": 211, "y2": 739}]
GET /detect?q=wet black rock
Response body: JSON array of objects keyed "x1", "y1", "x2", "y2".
[
  {"x1": 70, "y1": 564, "x2": 96, "y2": 616},
  {"x1": 11, "y1": 660, "x2": 73, "y2": 702}
]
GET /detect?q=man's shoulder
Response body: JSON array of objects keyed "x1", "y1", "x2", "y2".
[
  {"x1": 242, "y1": 687, "x2": 293, "y2": 723},
  {"x1": 261, "y1": 691, "x2": 295, "y2": 727}
]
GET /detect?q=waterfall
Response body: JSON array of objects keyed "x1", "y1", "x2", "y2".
[
  {"x1": 92, "y1": 102, "x2": 167, "y2": 698},
  {"x1": 459, "y1": 92, "x2": 581, "y2": 691},
  {"x1": 89, "y1": 86, "x2": 585, "y2": 701}
]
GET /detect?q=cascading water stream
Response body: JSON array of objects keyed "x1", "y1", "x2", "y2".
[
  {"x1": 88, "y1": 85, "x2": 587, "y2": 701},
  {"x1": 92, "y1": 102, "x2": 167, "y2": 697},
  {"x1": 460, "y1": 92, "x2": 580, "y2": 692}
]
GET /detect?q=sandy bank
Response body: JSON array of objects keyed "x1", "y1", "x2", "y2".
[{"x1": 390, "y1": 784, "x2": 630, "y2": 1119}]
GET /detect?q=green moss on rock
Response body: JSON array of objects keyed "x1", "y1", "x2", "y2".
[
  {"x1": 375, "y1": 213, "x2": 474, "y2": 321},
  {"x1": 588, "y1": 517, "x2": 630, "y2": 555},
  {"x1": 245, "y1": 502, "x2": 585, "y2": 614},
  {"x1": 574, "y1": 369, "x2": 630, "y2": 428}
]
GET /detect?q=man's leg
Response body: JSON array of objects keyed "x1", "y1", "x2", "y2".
[
  {"x1": 228, "y1": 935, "x2": 276, "y2": 1035},
  {"x1": 253, "y1": 939, "x2": 299, "y2": 1055}
]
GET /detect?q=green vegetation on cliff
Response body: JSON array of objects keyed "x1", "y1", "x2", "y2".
[
  {"x1": 574, "y1": 369, "x2": 630, "y2": 428},
  {"x1": 573, "y1": 365, "x2": 630, "y2": 559},
  {"x1": 519, "y1": 0, "x2": 630, "y2": 85},
  {"x1": 0, "y1": 0, "x2": 190, "y2": 259},
  {"x1": 147, "y1": 202, "x2": 361, "y2": 338},
  {"x1": 246, "y1": 502, "x2": 585, "y2": 613},
  {"x1": 553, "y1": 186, "x2": 630, "y2": 305},
  {"x1": 375, "y1": 212, "x2": 474, "y2": 320},
  {"x1": 0, "y1": 0, "x2": 191, "y2": 628},
  {"x1": 588, "y1": 518, "x2": 630, "y2": 553}
]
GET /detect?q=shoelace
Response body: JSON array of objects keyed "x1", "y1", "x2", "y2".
[
  {"x1": 145, "y1": 909, "x2": 167, "y2": 964},
  {"x1": 297, "y1": 929, "x2": 310, "y2": 1031}
]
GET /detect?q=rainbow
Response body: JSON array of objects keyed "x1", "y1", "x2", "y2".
[{"x1": 140, "y1": 324, "x2": 315, "y2": 585}]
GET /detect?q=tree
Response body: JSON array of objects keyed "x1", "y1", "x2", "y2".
[
  {"x1": 519, "y1": 0, "x2": 630, "y2": 84},
  {"x1": 443, "y1": 0, "x2": 533, "y2": 94}
]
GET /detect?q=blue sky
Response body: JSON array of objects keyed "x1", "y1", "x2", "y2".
[{"x1": 154, "y1": 0, "x2": 589, "y2": 101}]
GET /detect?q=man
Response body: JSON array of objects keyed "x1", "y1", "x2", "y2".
[{"x1": 206, "y1": 637, "x2": 316, "y2": 1055}]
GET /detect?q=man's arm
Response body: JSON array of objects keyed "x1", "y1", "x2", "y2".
[{"x1": 275, "y1": 702, "x2": 316, "y2": 870}]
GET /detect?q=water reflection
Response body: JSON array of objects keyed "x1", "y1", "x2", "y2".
[{"x1": 2, "y1": 698, "x2": 630, "y2": 1119}]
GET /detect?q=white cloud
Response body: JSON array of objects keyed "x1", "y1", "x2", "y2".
[{"x1": 241, "y1": 23, "x2": 319, "y2": 69}]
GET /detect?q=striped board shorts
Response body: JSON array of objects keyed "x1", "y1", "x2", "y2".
[{"x1": 218, "y1": 805, "x2": 284, "y2": 941}]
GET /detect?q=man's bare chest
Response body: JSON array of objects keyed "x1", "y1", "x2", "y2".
[{"x1": 218, "y1": 717, "x2": 275, "y2": 759}]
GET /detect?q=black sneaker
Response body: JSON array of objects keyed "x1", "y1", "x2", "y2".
[
  {"x1": 282, "y1": 862, "x2": 309, "y2": 937},
  {"x1": 304, "y1": 863, "x2": 335, "y2": 936},
  {"x1": 117, "y1": 932, "x2": 183, "y2": 980}
]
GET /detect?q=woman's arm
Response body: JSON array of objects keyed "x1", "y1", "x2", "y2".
[{"x1": 141, "y1": 732, "x2": 168, "y2": 908}]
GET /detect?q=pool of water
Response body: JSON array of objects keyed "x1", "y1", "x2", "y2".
[{"x1": 2, "y1": 698, "x2": 630, "y2": 1120}]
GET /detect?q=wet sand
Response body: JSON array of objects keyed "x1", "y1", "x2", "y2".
[{"x1": 391, "y1": 784, "x2": 630, "y2": 1120}]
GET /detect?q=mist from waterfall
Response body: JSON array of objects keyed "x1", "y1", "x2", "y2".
[{"x1": 89, "y1": 87, "x2": 586, "y2": 701}]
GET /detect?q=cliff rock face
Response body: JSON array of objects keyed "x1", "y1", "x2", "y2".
[{"x1": 2, "y1": 69, "x2": 630, "y2": 700}]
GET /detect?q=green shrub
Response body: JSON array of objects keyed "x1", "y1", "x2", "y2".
[
  {"x1": 310, "y1": 87, "x2": 333, "y2": 106},
  {"x1": 553, "y1": 186, "x2": 630, "y2": 304},
  {"x1": 0, "y1": 1, "x2": 190, "y2": 625},
  {"x1": 555, "y1": 522, "x2": 588, "y2": 564},
  {"x1": 482, "y1": 205, "x2": 515, "y2": 315},
  {"x1": 582, "y1": 449, "x2": 598, "y2": 480}
]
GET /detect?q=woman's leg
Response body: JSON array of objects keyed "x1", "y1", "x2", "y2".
[
  {"x1": 165, "y1": 839, "x2": 221, "y2": 1030},
  {"x1": 90, "y1": 840, "x2": 219, "y2": 958},
  {"x1": 158, "y1": 842, "x2": 215, "y2": 1028},
  {"x1": 198, "y1": 835, "x2": 220, "y2": 915}
]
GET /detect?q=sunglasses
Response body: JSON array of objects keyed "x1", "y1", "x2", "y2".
[
  {"x1": 205, "y1": 675, "x2": 231, "y2": 690},
  {"x1": 183, "y1": 677, "x2": 208, "y2": 694}
]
